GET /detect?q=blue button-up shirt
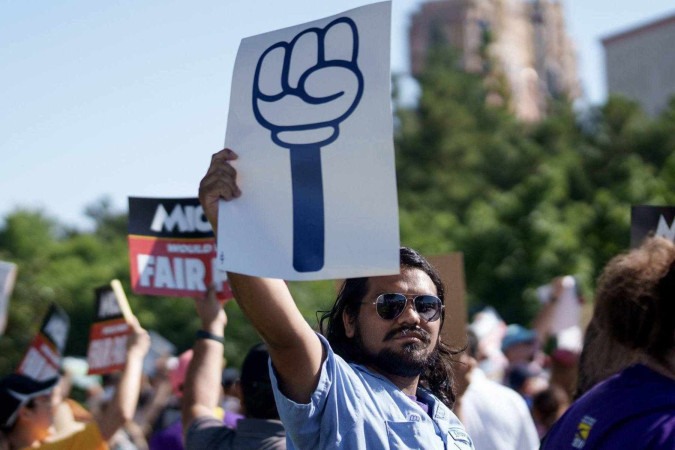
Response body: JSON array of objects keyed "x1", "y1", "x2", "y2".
[{"x1": 270, "y1": 334, "x2": 474, "y2": 449}]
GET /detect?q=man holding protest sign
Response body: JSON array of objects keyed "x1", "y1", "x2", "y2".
[
  {"x1": 198, "y1": 148, "x2": 473, "y2": 449},
  {"x1": 0, "y1": 317, "x2": 149, "y2": 449}
]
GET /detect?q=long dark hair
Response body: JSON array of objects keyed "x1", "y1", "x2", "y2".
[{"x1": 318, "y1": 247, "x2": 461, "y2": 408}]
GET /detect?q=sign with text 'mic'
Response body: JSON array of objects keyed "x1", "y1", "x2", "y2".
[
  {"x1": 631, "y1": 205, "x2": 675, "y2": 248},
  {"x1": 128, "y1": 197, "x2": 232, "y2": 300}
]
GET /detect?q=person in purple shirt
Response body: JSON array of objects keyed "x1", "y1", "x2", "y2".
[
  {"x1": 148, "y1": 352, "x2": 244, "y2": 450},
  {"x1": 541, "y1": 236, "x2": 675, "y2": 449}
]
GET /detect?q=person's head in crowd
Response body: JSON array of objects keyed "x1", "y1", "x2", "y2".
[
  {"x1": 501, "y1": 324, "x2": 538, "y2": 365},
  {"x1": 453, "y1": 329, "x2": 479, "y2": 398},
  {"x1": 593, "y1": 236, "x2": 675, "y2": 366},
  {"x1": 0, "y1": 374, "x2": 60, "y2": 447},
  {"x1": 239, "y1": 344, "x2": 278, "y2": 419},
  {"x1": 531, "y1": 384, "x2": 570, "y2": 438},
  {"x1": 319, "y1": 247, "x2": 458, "y2": 407},
  {"x1": 468, "y1": 307, "x2": 509, "y2": 380},
  {"x1": 221, "y1": 367, "x2": 240, "y2": 392},
  {"x1": 465, "y1": 328, "x2": 479, "y2": 360},
  {"x1": 220, "y1": 367, "x2": 241, "y2": 413}
]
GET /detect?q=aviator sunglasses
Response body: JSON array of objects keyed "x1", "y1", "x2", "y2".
[{"x1": 365, "y1": 293, "x2": 444, "y2": 322}]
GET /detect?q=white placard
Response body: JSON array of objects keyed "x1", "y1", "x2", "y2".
[
  {"x1": 0, "y1": 261, "x2": 17, "y2": 335},
  {"x1": 217, "y1": 1, "x2": 399, "y2": 280}
]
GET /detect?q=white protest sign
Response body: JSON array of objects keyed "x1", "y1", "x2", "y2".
[
  {"x1": 217, "y1": 1, "x2": 399, "y2": 280},
  {"x1": 0, "y1": 261, "x2": 17, "y2": 335}
]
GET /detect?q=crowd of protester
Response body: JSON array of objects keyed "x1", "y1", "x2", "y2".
[
  {"x1": 0, "y1": 147, "x2": 673, "y2": 449},
  {"x1": 1, "y1": 245, "x2": 671, "y2": 449}
]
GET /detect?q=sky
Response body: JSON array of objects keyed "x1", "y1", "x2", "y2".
[{"x1": 1, "y1": 0, "x2": 674, "y2": 231}]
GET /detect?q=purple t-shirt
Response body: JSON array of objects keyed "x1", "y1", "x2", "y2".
[
  {"x1": 149, "y1": 411, "x2": 244, "y2": 450},
  {"x1": 541, "y1": 364, "x2": 675, "y2": 449}
]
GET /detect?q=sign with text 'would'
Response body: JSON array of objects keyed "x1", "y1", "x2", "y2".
[
  {"x1": 87, "y1": 280, "x2": 134, "y2": 375},
  {"x1": 128, "y1": 197, "x2": 232, "y2": 299}
]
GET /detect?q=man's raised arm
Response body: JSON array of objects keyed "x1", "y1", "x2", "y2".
[{"x1": 198, "y1": 148, "x2": 324, "y2": 404}]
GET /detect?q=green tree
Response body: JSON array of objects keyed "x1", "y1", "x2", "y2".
[
  {"x1": 0, "y1": 199, "x2": 331, "y2": 373},
  {"x1": 394, "y1": 46, "x2": 675, "y2": 325}
]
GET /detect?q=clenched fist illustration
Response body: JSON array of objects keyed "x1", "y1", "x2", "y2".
[{"x1": 252, "y1": 17, "x2": 363, "y2": 272}]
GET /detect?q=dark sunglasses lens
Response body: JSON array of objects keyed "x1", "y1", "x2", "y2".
[
  {"x1": 414, "y1": 295, "x2": 442, "y2": 321},
  {"x1": 376, "y1": 293, "x2": 407, "y2": 320}
]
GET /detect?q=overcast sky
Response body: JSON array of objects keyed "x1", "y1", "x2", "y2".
[{"x1": 1, "y1": 1, "x2": 673, "y2": 230}]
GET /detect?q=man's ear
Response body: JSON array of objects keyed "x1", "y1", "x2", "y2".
[{"x1": 343, "y1": 309, "x2": 356, "y2": 338}]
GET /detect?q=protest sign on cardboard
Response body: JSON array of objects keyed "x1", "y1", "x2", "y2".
[
  {"x1": 0, "y1": 261, "x2": 17, "y2": 336},
  {"x1": 631, "y1": 205, "x2": 675, "y2": 247},
  {"x1": 128, "y1": 197, "x2": 232, "y2": 299},
  {"x1": 428, "y1": 253, "x2": 469, "y2": 350},
  {"x1": 217, "y1": 1, "x2": 399, "y2": 280},
  {"x1": 87, "y1": 280, "x2": 134, "y2": 375},
  {"x1": 17, "y1": 303, "x2": 70, "y2": 381}
]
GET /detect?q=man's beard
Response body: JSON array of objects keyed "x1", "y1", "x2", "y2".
[{"x1": 352, "y1": 323, "x2": 437, "y2": 378}]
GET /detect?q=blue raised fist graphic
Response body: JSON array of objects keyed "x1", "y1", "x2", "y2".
[{"x1": 252, "y1": 17, "x2": 364, "y2": 272}]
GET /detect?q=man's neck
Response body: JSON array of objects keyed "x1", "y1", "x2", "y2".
[{"x1": 365, "y1": 364, "x2": 420, "y2": 395}]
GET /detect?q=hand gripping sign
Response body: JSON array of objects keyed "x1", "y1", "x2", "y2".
[{"x1": 252, "y1": 17, "x2": 363, "y2": 272}]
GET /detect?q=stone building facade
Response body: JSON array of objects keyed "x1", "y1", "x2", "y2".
[
  {"x1": 409, "y1": 0, "x2": 579, "y2": 121},
  {"x1": 602, "y1": 12, "x2": 675, "y2": 117}
]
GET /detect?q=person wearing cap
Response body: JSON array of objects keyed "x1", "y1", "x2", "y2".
[
  {"x1": 501, "y1": 324, "x2": 538, "y2": 367},
  {"x1": 0, "y1": 318, "x2": 149, "y2": 449},
  {"x1": 500, "y1": 324, "x2": 548, "y2": 402},
  {"x1": 541, "y1": 237, "x2": 675, "y2": 449},
  {"x1": 197, "y1": 149, "x2": 473, "y2": 449},
  {"x1": 182, "y1": 286, "x2": 286, "y2": 450},
  {"x1": 220, "y1": 367, "x2": 241, "y2": 415}
]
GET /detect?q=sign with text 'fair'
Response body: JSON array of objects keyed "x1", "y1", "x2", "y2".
[
  {"x1": 128, "y1": 197, "x2": 231, "y2": 299},
  {"x1": 217, "y1": 1, "x2": 399, "y2": 280},
  {"x1": 87, "y1": 280, "x2": 134, "y2": 375}
]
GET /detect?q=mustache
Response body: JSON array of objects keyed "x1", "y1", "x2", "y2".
[{"x1": 384, "y1": 326, "x2": 431, "y2": 343}]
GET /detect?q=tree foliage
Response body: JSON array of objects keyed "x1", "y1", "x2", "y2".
[
  {"x1": 395, "y1": 47, "x2": 675, "y2": 323},
  {"x1": 0, "y1": 200, "x2": 331, "y2": 374}
]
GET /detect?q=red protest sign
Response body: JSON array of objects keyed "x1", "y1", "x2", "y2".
[
  {"x1": 87, "y1": 281, "x2": 134, "y2": 375},
  {"x1": 17, "y1": 303, "x2": 70, "y2": 381},
  {"x1": 128, "y1": 197, "x2": 232, "y2": 299}
]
